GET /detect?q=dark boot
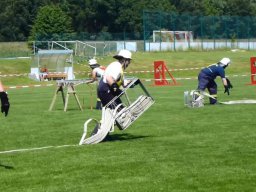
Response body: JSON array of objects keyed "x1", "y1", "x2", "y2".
[
  {"x1": 95, "y1": 101, "x2": 102, "y2": 110},
  {"x1": 209, "y1": 96, "x2": 217, "y2": 104}
]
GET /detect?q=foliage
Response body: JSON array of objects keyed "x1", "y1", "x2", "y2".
[
  {"x1": 1, "y1": 0, "x2": 256, "y2": 41},
  {"x1": 0, "y1": 0, "x2": 51, "y2": 41},
  {"x1": 29, "y1": 5, "x2": 73, "y2": 41}
]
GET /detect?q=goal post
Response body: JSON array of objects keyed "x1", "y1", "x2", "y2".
[{"x1": 153, "y1": 30, "x2": 193, "y2": 43}]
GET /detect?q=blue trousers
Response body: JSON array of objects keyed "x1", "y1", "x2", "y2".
[
  {"x1": 98, "y1": 79, "x2": 122, "y2": 109},
  {"x1": 197, "y1": 72, "x2": 217, "y2": 104}
]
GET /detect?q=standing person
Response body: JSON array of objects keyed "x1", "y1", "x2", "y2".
[
  {"x1": 87, "y1": 58, "x2": 105, "y2": 110},
  {"x1": 0, "y1": 81, "x2": 10, "y2": 116},
  {"x1": 197, "y1": 57, "x2": 232, "y2": 104},
  {"x1": 98, "y1": 49, "x2": 132, "y2": 109},
  {"x1": 40, "y1": 64, "x2": 49, "y2": 81}
]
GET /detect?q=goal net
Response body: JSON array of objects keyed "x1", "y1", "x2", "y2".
[{"x1": 153, "y1": 30, "x2": 193, "y2": 43}]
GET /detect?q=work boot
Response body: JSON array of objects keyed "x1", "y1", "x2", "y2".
[{"x1": 95, "y1": 101, "x2": 102, "y2": 110}]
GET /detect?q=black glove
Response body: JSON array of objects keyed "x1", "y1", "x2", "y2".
[
  {"x1": 226, "y1": 78, "x2": 233, "y2": 89},
  {"x1": 0, "y1": 92, "x2": 10, "y2": 116},
  {"x1": 110, "y1": 83, "x2": 122, "y2": 96},
  {"x1": 224, "y1": 85, "x2": 230, "y2": 95}
]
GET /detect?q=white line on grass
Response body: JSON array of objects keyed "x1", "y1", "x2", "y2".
[{"x1": 0, "y1": 144, "x2": 78, "y2": 154}]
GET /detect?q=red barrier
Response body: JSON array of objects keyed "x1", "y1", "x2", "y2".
[
  {"x1": 153, "y1": 60, "x2": 179, "y2": 86},
  {"x1": 250, "y1": 57, "x2": 256, "y2": 85}
]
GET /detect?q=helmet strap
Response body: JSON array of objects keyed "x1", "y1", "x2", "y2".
[
  {"x1": 121, "y1": 59, "x2": 130, "y2": 70},
  {"x1": 90, "y1": 64, "x2": 100, "y2": 69}
]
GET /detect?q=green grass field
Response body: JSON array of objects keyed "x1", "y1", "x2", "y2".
[{"x1": 1, "y1": 50, "x2": 256, "y2": 191}]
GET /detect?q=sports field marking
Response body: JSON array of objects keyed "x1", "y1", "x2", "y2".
[
  {"x1": 0, "y1": 67, "x2": 204, "y2": 77},
  {"x1": 6, "y1": 83, "x2": 54, "y2": 89},
  {"x1": 221, "y1": 100, "x2": 256, "y2": 104},
  {"x1": 0, "y1": 144, "x2": 78, "y2": 154},
  {"x1": 2, "y1": 74, "x2": 250, "y2": 90}
]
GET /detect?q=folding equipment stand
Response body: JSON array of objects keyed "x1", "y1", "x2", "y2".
[{"x1": 49, "y1": 79, "x2": 90, "y2": 112}]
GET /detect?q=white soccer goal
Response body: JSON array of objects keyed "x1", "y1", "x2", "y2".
[
  {"x1": 75, "y1": 40, "x2": 96, "y2": 57},
  {"x1": 153, "y1": 30, "x2": 193, "y2": 43}
]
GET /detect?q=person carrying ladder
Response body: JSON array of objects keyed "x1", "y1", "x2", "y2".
[{"x1": 97, "y1": 49, "x2": 132, "y2": 109}]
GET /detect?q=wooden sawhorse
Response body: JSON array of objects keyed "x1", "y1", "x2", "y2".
[{"x1": 49, "y1": 82, "x2": 83, "y2": 112}]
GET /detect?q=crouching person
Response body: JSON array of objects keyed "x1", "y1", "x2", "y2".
[{"x1": 197, "y1": 57, "x2": 232, "y2": 104}]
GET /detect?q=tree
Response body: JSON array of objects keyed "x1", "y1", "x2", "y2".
[
  {"x1": 1, "y1": 0, "x2": 256, "y2": 42},
  {"x1": 0, "y1": 0, "x2": 55, "y2": 41},
  {"x1": 114, "y1": 0, "x2": 176, "y2": 34},
  {"x1": 0, "y1": 0, "x2": 38, "y2": 41},
  {"x1": 29, "y1": 5, "x2": 73, "y2": 41},
  {"x1": 224, "y1": 0, "x2": 256, "y2": 16}
]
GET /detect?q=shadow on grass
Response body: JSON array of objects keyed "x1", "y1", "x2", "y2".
[
  {"x1": 103, "y1": 133, "x2": 150, "y2": 142},
  {"x1": 0, "y1": 163, "x2": 14, "y2": 170}
]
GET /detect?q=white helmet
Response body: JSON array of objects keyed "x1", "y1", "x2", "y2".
[
  {"x1": 219, "y1": 58, "x2": 231, "y2": 67},
  {"x1": 89, "y1": 59, "x2": 97, "y2": 65},
  {"x1": 113, "y1": 49, "x2": 132, "y2": 60}
]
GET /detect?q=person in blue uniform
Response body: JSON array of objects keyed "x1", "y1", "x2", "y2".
[
  {"x1": 197, "y1": 57, "x2": 232, "y2": 104},
  {"x1": 0, "y1": 81, "x2": 10, "y2": 116}
]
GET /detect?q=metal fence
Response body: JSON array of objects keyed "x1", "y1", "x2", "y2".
[{"x1": 143, "y1": 11, "x2": 256, "y2": 51}]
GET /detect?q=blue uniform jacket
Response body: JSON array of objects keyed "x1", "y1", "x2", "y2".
[{"x1": 200, "y1": 64, "x2": 225, "y2": 80}]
